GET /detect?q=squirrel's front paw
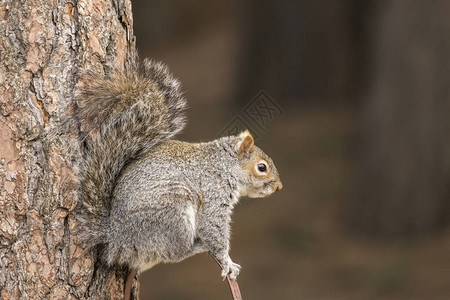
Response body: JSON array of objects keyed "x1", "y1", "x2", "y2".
[{"x1": 221, "y1": 259, "x2": 241, "y2": 281}]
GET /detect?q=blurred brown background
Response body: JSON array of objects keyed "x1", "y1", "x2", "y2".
[{"x1": 132, "y1": 1, "x2": 450, "y2": 299}]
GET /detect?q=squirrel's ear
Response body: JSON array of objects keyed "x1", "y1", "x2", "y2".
[{"x1": 237, "y1": 130, "x2": 254, "y2": 159}]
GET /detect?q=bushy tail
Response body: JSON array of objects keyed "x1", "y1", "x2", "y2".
[{"x1": 74, "y1": 58, "x2": 186, "y2": 248}]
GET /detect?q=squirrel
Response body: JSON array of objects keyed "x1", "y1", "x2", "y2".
[{"x1": 73, "y1": 58, "x2": 283, "y2": 281}]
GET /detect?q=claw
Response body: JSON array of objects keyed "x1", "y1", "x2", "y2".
[
  {"x1": 221, "y1": 268, "x2": 229, "y2": 280},
  {"x1": 216, "y1": 255, "x2": 242, "y2": 280},
  {"x1": 229, "y1": 272, "x2": 237, "y2": 281},
  {"x1": 228, "y1": 261, "x2": 241, "y2": 280}
]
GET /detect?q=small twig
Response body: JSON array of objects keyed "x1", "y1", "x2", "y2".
[
  {"x1": 124, "y1": 269, "x2": 137, "y2": 300},
  {"x1": 124, "y1": 255, "x2": 243, "y2": 300},
  {"x1": 209, "y1": 252, "x2": 243, "y2": 300}
]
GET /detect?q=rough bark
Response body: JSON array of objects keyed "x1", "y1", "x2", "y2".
[
  {"x1": 0, "y1": 0, "x2": 137, "y2": 299},
  {"x1": 346, "y1": 0, "x2": 450, "y2": 235}
]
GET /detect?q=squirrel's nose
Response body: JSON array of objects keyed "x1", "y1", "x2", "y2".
[{"x1": 276, "y1": 182, "x2": 283, "y2": 191}]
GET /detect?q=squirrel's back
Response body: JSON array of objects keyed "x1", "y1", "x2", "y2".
[
  {"x1": 74, "y1": 59, "x2": 187, "y2": 248},
  {"x1": 106, "y1": 138, "x2": 235, "y2": 268}
]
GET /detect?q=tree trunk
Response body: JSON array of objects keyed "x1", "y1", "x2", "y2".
[
  {"x1": 0, "y1": 0, "x2": 137, "y2": 299},
  {"x1": 346, "y1": 0, "x2": 450, "y2": 235}
]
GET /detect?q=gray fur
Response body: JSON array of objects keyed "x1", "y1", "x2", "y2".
[
  {"x1": 74, "y1": 60, "x2": 282, "y2": 280},
  {"x1": 74, "y1": 59, "x2": 186, "y2": 247}
]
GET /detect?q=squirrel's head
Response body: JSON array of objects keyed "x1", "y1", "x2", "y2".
[{"x1": 234, "y1": 130, "x2": 283, "y2": 198}]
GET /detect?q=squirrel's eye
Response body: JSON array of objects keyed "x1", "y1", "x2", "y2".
[{"x1": 257, "y1": 163, "x2": 267, "y2": 173}]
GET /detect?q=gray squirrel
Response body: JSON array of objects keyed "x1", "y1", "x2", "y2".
[{"x1": 74, "y1": 58, "x2": 283, "y2": 281}]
